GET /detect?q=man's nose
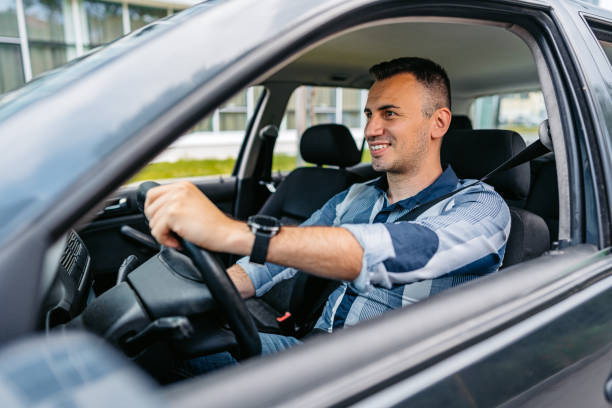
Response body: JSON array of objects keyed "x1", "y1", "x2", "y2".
[{"x1": 365, "y1": 115, "x2": 384, "y2": 138}]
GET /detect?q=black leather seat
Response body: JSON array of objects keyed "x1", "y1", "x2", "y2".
[
  {"x1": 448, "y1": 114, "x2": 473, "y2": 130},
  {"x1": 441, "y1": 129, "x2": 550, "y2": 267},
  {"x1": 259, "y1": 123, "x2": 362, "y2": 225}
]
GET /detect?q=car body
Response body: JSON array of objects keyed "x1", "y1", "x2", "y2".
[{"x1": 0, "y1": 0, "x2": 611, "y2": 406}]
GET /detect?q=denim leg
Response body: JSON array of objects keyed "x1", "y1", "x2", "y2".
[
  {"x1": 171, "y1": 332, "x2": 302, "y2": 378},
  {"x1": 259, "y1": 332, "x2": 302, "y2": 355}
]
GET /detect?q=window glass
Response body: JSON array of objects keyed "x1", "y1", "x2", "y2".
[
  {"x1": 82, "y1": 0, "x2": 123, "y2": 46},
  {"x1": 129, "y1": 86, "x2": 264, "y2": 182},
  {"x1": 129, "y1": 4, "x2": 166, "y2": 31},
  {"x1": 24, "y1": 0, "x2": 75, "y2": 77},
  {"x1": 600, "y1": 40, "x2": 612, "y2": 66},
  {"x1": 342, "y1": 88, "x2": 363, "y2": 128},
  {"x1": 0, "y1": 43, "x2": 24, "y2": 93},
  {"x1": 0, "y1": 0, "x2": 19, "y2": 37},
  {"x1": 219, "y1": 90, "x2": 247, "y2": 131},
  {"x1": 275, "y1": 86, "x2": 366, "y2": 172},
  {"x1": 29, "y1": 43, "x2": 72, "y2": 76},
  {"x1": 587, "y1": 19, "x2": 612, "y2": 67},
  {"x1": 470, "y1": 91, "x2": 546, "y2": 144}
]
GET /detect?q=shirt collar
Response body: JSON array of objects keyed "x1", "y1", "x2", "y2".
[{"x1": 372, "y1": 166, "x2": 459, "y2": 210}]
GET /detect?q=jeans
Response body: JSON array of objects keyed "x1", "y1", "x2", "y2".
[{"x1": 171, "y1": 333, "x2": 302, "y2": 378}]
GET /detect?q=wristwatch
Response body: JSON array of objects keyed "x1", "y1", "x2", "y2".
[{"x1": 247, "y1": 215, "x2": 281, "y2": 265}]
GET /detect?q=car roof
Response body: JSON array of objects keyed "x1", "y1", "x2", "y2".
[{"x1": 267, "y1": 20, "x2": 539, "y2": 99}]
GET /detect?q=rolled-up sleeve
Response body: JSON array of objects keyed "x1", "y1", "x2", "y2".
[{"x1": 342, "y1": 183, "x2": 510, "y2": 294}]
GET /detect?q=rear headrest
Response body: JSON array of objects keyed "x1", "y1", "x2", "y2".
[
  {"x1": 449, "y1": 115, "x2": 473, "y2": 130},
  {"x1": 300, "y1": 124, "x2": 361, "y2": 167},
  {"x1": 441, "y1": 129, "x2": 530, "y2": 200}
]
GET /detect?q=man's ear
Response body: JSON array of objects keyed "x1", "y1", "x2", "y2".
[{"x1": 431, "y1": 107, "x2": 451, "y2": 140}]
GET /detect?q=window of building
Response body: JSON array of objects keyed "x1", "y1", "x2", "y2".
[
  {"x1": 219, "y1": 91, "x2": 247, "y2": 131},
  {"x1": 0, "y1": 0, "x2": 178, "y2": 94},
  {"x1": 82, "y1": 0, "x2": 123, "y2": 47},
  {"x1": 129, "y1": 86, "x2": 265, "y2": 182},
  {"x1": 129, "y1": 4, "x2": 166, "y2": 31},
  {"x1": 0, "y1": 0, "x2": 19, "y2": 37},
  {"x1": 0, "y1": 43, "x2": 24, "y2": 93},
  {"x1": 275, "y1": 86, "x2": 367, "y2": 172},
  {"x1": 469, "y1": 91, "x2": 546, "y2": 144},
  {"x1": 24, "y1": 0, "x2": 76, "y2": 77}
]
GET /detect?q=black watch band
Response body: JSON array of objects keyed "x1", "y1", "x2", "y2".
[
  {"x1": 250, "y1": 230, "x2": 272, "y2": 265},
  {"x1": 248, "y1": 215, "x2": 280, "y2": 265}
]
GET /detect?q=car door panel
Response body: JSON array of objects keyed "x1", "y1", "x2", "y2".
[{"x1": 364, "y1": 274, "x2": 612, "y2": 408}]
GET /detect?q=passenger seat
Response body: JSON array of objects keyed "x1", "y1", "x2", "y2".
[
  {"x1": 258, "y1": 123, "x2": 362, "y2": 224},
  {"x1": 441, "y1": 129, "x2": 550, "y2": 267}
]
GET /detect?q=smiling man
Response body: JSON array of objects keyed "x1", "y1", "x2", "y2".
[{"x1": 145, "y1": 57, "x2": 511, "y2": 370}]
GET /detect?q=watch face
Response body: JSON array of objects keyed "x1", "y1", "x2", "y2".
[{"x1": 248, "y1": 215, "x2": 280, "y2": 233}]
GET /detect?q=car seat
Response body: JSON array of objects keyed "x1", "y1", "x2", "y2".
[
  {"x1": 441, "y1": 129, "x2": 550, "y2": 267},
  {"x1": 258, "y1": 123, "x2": 362, "y2": 225}
]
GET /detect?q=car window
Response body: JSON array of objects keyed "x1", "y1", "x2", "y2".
[
  {"x1": 586, "y1": 18, "x2": 612, "y2": 67},
  {"x1": 129, "y1": 86, "x2": 264, "y2": 183},
  {"x1": 469, "y1": 91, "x2": 546, "y2": 144},
  {"x1": 274, "y1": 86, "x2": 368, "y2": 172}
]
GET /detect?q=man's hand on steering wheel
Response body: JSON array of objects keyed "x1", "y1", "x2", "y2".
[
  {"x1": 144, "y1": 181, "x2": 251, "y2": 253},
  {"x1": 141, "y1": 181, "x2": 261, "y2": 358}
]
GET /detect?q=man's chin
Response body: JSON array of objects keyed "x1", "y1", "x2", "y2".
[{"x1": 371, "y1": 161, "x2": 387, "y2": 172}]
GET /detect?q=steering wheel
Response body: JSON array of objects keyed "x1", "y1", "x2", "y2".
[{"x1": 137, "y1": 182, "x2": 261, "y2": 359}]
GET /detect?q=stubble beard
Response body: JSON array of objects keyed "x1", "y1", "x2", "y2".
[{"x1": 372, "y1": 128, "x2": 429, "y2": 177}]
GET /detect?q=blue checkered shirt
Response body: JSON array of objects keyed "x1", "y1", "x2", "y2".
[{"x1": 238, "y1": 167, "x2": 511, "y2": 332}]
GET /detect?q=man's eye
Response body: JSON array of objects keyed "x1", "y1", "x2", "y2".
[
  {"x1": 364, "y1": 112, "x2": 372, "y2": 119},
  {"x1": 385, "y1": 110, "x2": 396, "y2": 117}
]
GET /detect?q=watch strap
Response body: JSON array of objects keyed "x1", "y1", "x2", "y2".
[{"x1": 250, "y1": 230, "x2": 271, "y2": 265}]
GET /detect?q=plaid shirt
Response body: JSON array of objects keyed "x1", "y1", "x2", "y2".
[{"x1": 238, "y1": 167, "x2": 511, "y2": 332}]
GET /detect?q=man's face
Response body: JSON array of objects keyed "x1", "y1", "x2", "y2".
[{"x1": 364, "y1": 73, "x2": 432, "y2": 175}]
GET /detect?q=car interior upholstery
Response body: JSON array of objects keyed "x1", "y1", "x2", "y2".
[{"x1": 258, "y1": 123, "x2": 363, "y2": 225}]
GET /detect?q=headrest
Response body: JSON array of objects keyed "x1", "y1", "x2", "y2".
[
  {"x1": 300, "y1": 124, "x2": 361, "y2": 167},
  {"x1": 441, "y1": 129, "x2": 530, "y2": 200},
  {"x1": 449, "y1": 115, "x2": 473, "y2": 130}
]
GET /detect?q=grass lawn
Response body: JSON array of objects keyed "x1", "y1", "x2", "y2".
[
  {"x1": 128, "y1": 150, "x2": 372, "y2": 184},
  {"x1": 128, "y1": 154, "x2": 299, "y2": 183}
]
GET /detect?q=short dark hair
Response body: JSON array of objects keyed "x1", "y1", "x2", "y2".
[{"x1": 369, "y1": 57, "x2": 451, "y2": 117}]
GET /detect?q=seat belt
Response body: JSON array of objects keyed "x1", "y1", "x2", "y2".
[
  {"x1": 290, "y1": 139, "x2": 551, "y2": 337},
  {"x1": 257, "y1": 125, "x2": 279, "y2": 193}
]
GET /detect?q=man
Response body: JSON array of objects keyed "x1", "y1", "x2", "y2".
[{"x1": 144, "y1": 57, "x2": 511, "y2": 368}]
